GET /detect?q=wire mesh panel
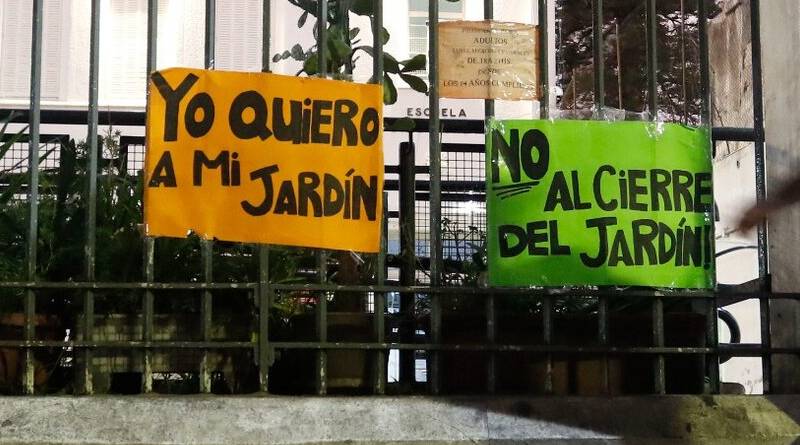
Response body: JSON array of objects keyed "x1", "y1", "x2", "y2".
[
  {"x1": 120, "y1": 136, "x2": 146, "y2": 176},
  {"x1": 0, "y1": 135, "x2": 64, "y2": 201},
  {"x1": 441, "y1": 150, "x2": 485, "y2": 182}
]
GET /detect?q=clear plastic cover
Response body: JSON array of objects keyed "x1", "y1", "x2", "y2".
[
  {"x1": 485, "y1": 117, "x2": 714, "y2": 289},
  {"x1": 437, "y1": 20, "x2": 539, "y2": 101}
]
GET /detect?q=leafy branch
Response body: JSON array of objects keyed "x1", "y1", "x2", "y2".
[{"x1": 273, "y1": 0, "x2": 429, "y2": 105}]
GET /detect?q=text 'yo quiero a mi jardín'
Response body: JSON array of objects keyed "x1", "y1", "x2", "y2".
[
  {"x1": 486, "y1": 120, "x2": 714, "y2": 289},
  {"x1": 145, "y1": 68, "x2": 383, "y2": 252}
]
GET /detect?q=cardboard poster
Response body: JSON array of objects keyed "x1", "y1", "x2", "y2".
[
  {"x1": 438, "y1": 20, "x2": 539, "y2": 100},
  {"x1": 145, "y1": 68, "x2": 384, "y2": 252},
  {"x1": 486, "y1": 120, "x2": 714, "y2": 288}
]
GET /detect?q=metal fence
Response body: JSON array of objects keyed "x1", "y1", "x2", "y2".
[{"x1": 0, "y1": 0, "x2": 797, "y2": 396}]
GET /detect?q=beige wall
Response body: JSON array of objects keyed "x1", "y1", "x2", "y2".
[{"x1": 761, "y1": 0, "x2": 800, "y2": 393}]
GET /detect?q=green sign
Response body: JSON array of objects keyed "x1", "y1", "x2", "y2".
[{"x1": 486, "y1": 120, "x2": 714, "y2": 288}]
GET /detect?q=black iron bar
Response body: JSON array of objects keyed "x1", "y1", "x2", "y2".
[
  {"x1": 262, "y1": 0, "x2": 271, "y2": 72},
  {"x1": 0, "y1": 340, "x2": 726, "y2": 354},
  {"x1": 750, "y1": 0, "x2": 771, "y2": 394},
  {"x1": 653, "y1": 298, "x2": 666, "y2": 394},
  {"x1": 428, "y1": 0, "x2": 442, "y2": 396},
  {"x1": 142, "y1": 0, "x2": 158, "y2": 394},
  {"x1": 592, "y1": 0, "x2": 605, "y2": 116},
  {"x1": 24, "y1": 0, "x2": 44, "y2": 396},
  {"x1": 539, "y1": 0, "x2": 549, "y2": 118},
  {"x1": 645, "y1": 0, "x2": 658, "y2": 118},
  {"x1": 399, "y1": 138, "x2": 416, "y2": 393},
  {"x1": 484, "y1": 0, "x2": 496, "y2": 395},
  {"x1": 258, "y1": 245, "x2": 271, "y2": 392},
  {"x1": 81, "y1": 0, "x2": 101, "y2": 395}
]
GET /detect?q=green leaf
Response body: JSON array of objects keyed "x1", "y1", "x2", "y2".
[
  {"x1": 381, "y1": 27, "x2": 390, "y2": 45},
  {"x1": 400, "y1": 73, "x2": 428, "y2": 94},
  {"x1": 349, "y1": 0, "x2": 373, "y2": 16},
  {"x1": 291, "y1": 44, "x2": 305, "y2": 60},
  {"x1": 383, "y1": 74, "x2": 397, "y2": 104},
  {"x1": 328, "y1": 23, "x2": 345, "y2": 40},
  {"x1": 273, "y1": 51, "x2": 291, "y2": 63},
  {"x1": 0, "y1": 173, "x2": 26, "y2": 206},
  {"x1": 349, "y1": 27, "x2": 361, "y2": 40},
  {"x1": 400, "y1": 54, "x2": 427, "y2": 72},
  {"x1": 328, "y1": 35, "x2": 352, "y2": 61},
  {"x1": 385, "y1": 117, "x2": 416, "y2": 132},
  {"x1": 0, "y1": 121, "x2": 25, "y2": 161},
  {"x1": 383, "y1": 53, "x2": 400, "y2": 74},
  {"x1": 354, "y1": 45, "x2": 373, "y2": 56},
  {"x1": 298, "y1": 10, "x2": 309, "y2": 28},
  {"x1": 303, "y1": 53, "x2": 319, "y2": 75}
]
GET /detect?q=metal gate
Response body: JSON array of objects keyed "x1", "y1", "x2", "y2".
[{"x1": 0, "y1": 0, "x2": 795, "y2": 396}]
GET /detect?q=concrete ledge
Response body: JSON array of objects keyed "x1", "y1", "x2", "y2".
[{"x1": 1, "y1": 395, "x2": 799, "y2": 444}]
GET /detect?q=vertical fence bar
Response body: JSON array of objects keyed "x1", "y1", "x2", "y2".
[
  {"x1": 706, "y1": 298, "x2": 719, "y2": 394},
  {"x1": 257, "y1": 0, "x2": 272, "y2": 396},
  {"x1": 598, "y1": 295, "x2": 610, "y2": 394},
  {"x1": 645, "y1": 0, "x2": 664, "y2": 395},
  {"x1": 23, "y1": 0, "x2": 44, "y2": 396},
  {"x1": 615, "y1": 20, "x2": 623, "y2": 109},
  {"x1": 749, "y1": 0, "x2": 770, "y2": 394},
  {"x1": 262, "y1": 0, "x2": 271, "y2": 72},
  {"x1": 486, "y1": 290, "x2": 496, "y2": 394},
  {"x1": 698, "y1": 0, "x2": 718, "y2": 395},
  {"x1": 80, "y1": 0, "x2": 102, "y2": 395},
  {"x1": 645, "y1": 0, "x2": 658, "y2": 118},
  {"x1": 427, "y1": 0, "x2": 442, "y2": 396},
  {"x1": 142, "y1": 238, "x2": 155, "y2": 393},
  {"x1": 399, "y1": 138, "x2": 415, "y2": 392},
  {"x1": 698, "y1": 0, "x2": 710, "y2": 126},
  {"x1": 258, "y1": 245, "x2": 270, "y2": 392},
  {"x1": 200, "y1": 0, "x2": 216, "y2": 394},
  {"x1": 318, "y1": 0, "x2": 328, "y2": 77},
  {"x1": 483, "y1": 0, "x2": 495, "y2": 120},
  {"x1": 653, "y1": 298, "x2": 666, "y2": 394},
  {"x1": 592, "y1": 0, "x2": 604, "y2": 116},
  {"x1": 483, "y1": 0, "x2": 496, "y2": 396},
  {"x1": 142, "y1": 0, "x2": 158, "y2": 395},
  {"x1": 200, "y1": 241, "x2": 213, "y2": 393},
  {"x1": 538, "y1": 0, "x2": 549, "y2": 118},
  {"x1": 315, "y1": 0, "x2": 329, "y2": 396},
  {"x1": 372, "y1": 0, "x2": 382, "y2": 81},
  {"x1": 543, "y1": 297, "x2": 553, "y2": 394},
  {"x1": 679, "y1": 0, "x2": 687, "y2": 123},
  {"x1": 205, "y1": 0, "x2": 215, "y2": 69},
  {"x1": 374, "y1": 191, "x2": 388, "y2": 395},
  {"x1": 571, "y1": 68, "x2": 578, "y2": 110},
  {"x1": 147, "y1": 0, "x2": 158, "y2": 73},
  {"x1": 315, "y1": 253, "x2": 328, "y2": 395},
  {"x1": 371, "y1": 0, "x2": 385, "y2": 395}
]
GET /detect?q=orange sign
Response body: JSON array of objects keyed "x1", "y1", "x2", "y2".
[{"x1": 145, "y1": 68, "x2": 383, "y2": 252}]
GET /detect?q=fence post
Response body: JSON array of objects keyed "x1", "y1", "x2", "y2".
[
  {"x1": 80, "y1": 0, "x2": 102, "y2": 396},
  {"x1": 141, "y1": 0, "x2": 158, "y2": 395},
  {"x1": 427, "y1": 0, "x2": 442, "y2": 397},
  {"x1": 23, "y1": 0, "x2": 44, "y2": 396},
  {"x1": 399, "y1": 139, "x2": 416, "y2": 392}
]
